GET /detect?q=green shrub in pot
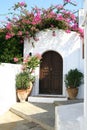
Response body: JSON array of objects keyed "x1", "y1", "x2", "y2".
[
  {"x1": 16, "y1": 71, "x2": 35, "y2": 90},
  {"x1": 64, "y1": 68, "x2": 83, "y2": 88},
  {"x1": 64, "y1": 68, "x2": 83, "y2": 99}
]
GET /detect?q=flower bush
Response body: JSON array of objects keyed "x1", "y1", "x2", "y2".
[
  {"x1": 4, "y1": 0, "x2": 84, "y2": 43},
  {"x1": 0, "y1": 31, "x2": 23, "y2": 63},
  {"x1": 14, "y1": 53, "x2": 41, "y2": 74},
  {"x1": 15, "y1": 53, "x2": 41, "y2": 90}
]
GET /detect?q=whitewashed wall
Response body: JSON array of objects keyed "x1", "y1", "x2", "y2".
[
  {"x1": 55, "y1": 103, "x2": 83, "y2": 130},
  {"x1": 24, "y1": 29, "x2": 84, "y2": 98},
  {"x1": 0, "y1": 63, "x2": 21, "y2": 115},
  {"x1": 79, "y1": 9, "x2": 84, "y2": 28}
]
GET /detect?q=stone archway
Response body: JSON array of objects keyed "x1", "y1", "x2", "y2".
[{"x1": 39, "y1": 51, "x2": 63, "y2": 95}]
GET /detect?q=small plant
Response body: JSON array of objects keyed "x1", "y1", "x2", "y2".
[
  {"x1": 64, "y1": 68, "x2": 83, "y2": 88},
  {"x1": 16, "y1": 71, "x2": 29, "y2": 90},
  {"x1": 16, "y1": 71, "x2": 35, "y2": 90},
  {"x1": 15, "y1": 54, "x2": 41, "y2": 90}
]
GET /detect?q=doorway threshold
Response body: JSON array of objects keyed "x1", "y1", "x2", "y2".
[
  {"x1": 36, "y1": 94, "x2": 66, "y2": 98},
  {"x1": 28, "y1": 95, "x2": 67, "y2": 103}
]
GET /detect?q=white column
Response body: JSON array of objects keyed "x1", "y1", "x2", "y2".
[
  {"x1": 84, "y1": 0, "x2": 87, "y2": 117},
  {"x1": 84, "y1": 16, "x2": 87, "y2": 117},
  {"x1": 84, "y1": 0, "x2": 87, "y2": 129}
]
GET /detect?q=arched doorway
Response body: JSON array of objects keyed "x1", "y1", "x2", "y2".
[{"x1": 39, "y1": 51, "x2": 63, "y2": 95}]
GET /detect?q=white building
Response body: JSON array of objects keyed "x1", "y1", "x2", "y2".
[
  {"x1": 24, "y1": 28, "x2": 84, "y2": 102},
  {"x1": 0, "y1": 9, "x2": 84, "y2": 115}
]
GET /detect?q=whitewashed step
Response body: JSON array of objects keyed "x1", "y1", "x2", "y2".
[{"x1": 28, "y1": 96, "x2": 67, "y2": 103}]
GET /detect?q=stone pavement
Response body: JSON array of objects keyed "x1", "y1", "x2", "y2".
[
  {"x1": 10, "y1": 102, "x2": 55, "y2": 130},
  {"x1": 0, "y1": 111, "x2": 46, "y2": 130},
  {"x1": 9, "y1": 100, "x2": 83, "y2": 130},
  {"x1": 0, "y1": 100, "x2": 83, "y2": 130}
]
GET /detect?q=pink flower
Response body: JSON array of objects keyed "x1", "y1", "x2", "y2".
[
  {"x1": 78, "y1": 28, "x2": 84, "y2": 38},
  {"x1": 25, "y1": 31, "x2": 29, "y2": 38},
  {"x1": 71, "y1": 24, "x2": 78, "y2": 30},
  {"x1": 33, "y1": 12, "x2": 41, "y2": 24},
  {"x1": 70, "y1": 13, "x2": 76, "y2": 20},
  {"x1": 32, "y1": 21, "x2": 36, "y2": 25},
  {"x1": 34, "y1": 16, "x2": 41, "y2": 23},
  {"x1": 64, "y1": 0, "x2": 71, "y2": 2},
  {"x1": 56, "y1": 5, "x2": 63, "y2": 10},
  {"x1": 57, "y1": 15, "x2": 64, "y2": 21},
  {"x1": 65, "y1": 19, "x2": 71, "y2": 24},
  {"x1": 26, "y1": 31, "x2": 29, "y2": 35},
  {"x1": 12, "y1": 17, "x2": 18, "y2": 22},
  {"x1": 18, "y1": 31, "x2": 22, "y2": 36},
  {"x1": 35, "y1": 53, "x2": 42, "y2": 60},
  {"x1": 5, "y1": 33, "x2": 13, "y2": 39},
  {"x1": 78, "y1": 28, "x2": 84, "y2": 34},
  {"x1": 6, "y1": 23, "x2": 12, "y2": 30},
  {"x1": 65, "y1": 30, "x2": 71, "y2": 33},
  {"x1": 14, "y1": 57, "x2": 19, "y2": 62},
  {"x1": 19, "y1": 2, "x2": 26, "y2": 6},
  {"x1": 23, "y1": 56, "x2": 30, "y2": 63},
  {"x1": 21, "y1": 65, "x2": 26, "y2": 71}
]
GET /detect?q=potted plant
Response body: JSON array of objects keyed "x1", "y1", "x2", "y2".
[
  {"x1": 15, "y1": 53, "x2": 41, "y2": 102},
  {"x1": 16, "y1": 71, "x2": 35, "y2": 102},
  {"x1": 64, "y1": 68, "x2": 83, "y2": 100}
]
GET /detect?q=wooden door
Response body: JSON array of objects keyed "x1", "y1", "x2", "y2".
[{"x1": 39, "y1": 51, "x2": 63, "y2": 95}]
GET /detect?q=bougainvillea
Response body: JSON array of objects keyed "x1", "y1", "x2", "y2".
[{"x1": 3, "y1": 0, "x2": 83, "y2": 43}]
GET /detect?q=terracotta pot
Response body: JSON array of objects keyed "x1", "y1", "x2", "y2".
[
  {"x1": 67, "y1": 88, "x2": 78, "y2": 100},
  {"x1": 16, "y1": 83, "x2": 33, "y2": 102},
  {"x1": 26, "y1": 84, "x2": 33, "y2": 97}
]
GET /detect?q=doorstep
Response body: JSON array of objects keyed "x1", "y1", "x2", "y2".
[{"x1": 28, "y1": 95, "x2": 67, "y2": 103}]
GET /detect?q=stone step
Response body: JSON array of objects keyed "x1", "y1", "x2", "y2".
[
  {"x1": 28, "y1": 96, "x2": 67, "y2": 103},
  {"x1": 10, "y1": 102, "x2": 55, "y2": 130},
  {"x1": 54, "y1": 99, "x2": 84, "y2": 106}
]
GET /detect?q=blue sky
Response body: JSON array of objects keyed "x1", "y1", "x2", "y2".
[{"x1": 0, "y1": 0, "x2": 83, "y2": 24}]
